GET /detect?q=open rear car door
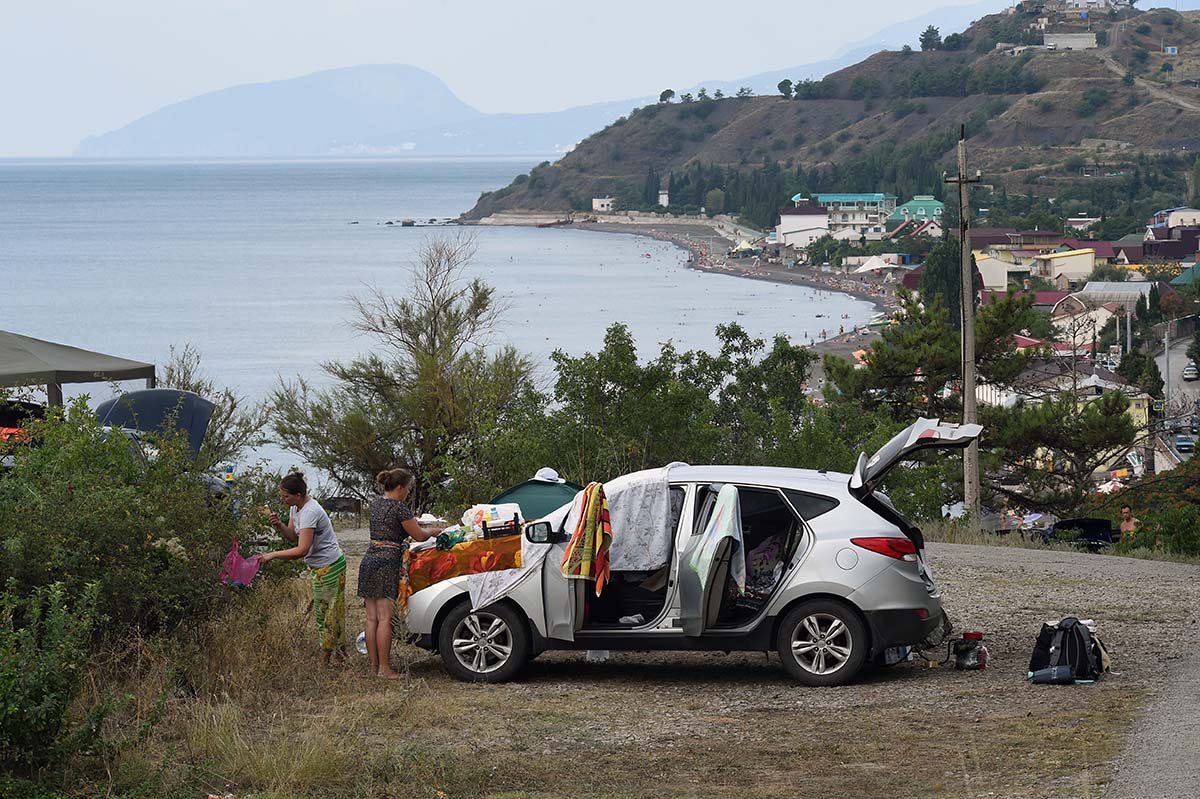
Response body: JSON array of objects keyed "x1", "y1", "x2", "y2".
[{"x1": 849, "y1": 418, "x2": 982, "y2": 587}]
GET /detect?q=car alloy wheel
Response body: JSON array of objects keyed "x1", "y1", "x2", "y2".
[
  {"x1": 776, "y1": 599, "x2": 867, "y2": 685},
  {"x1": 451, "y1": 611, "x2": 514, "y2": 675},
  {"x1": 790, "y1": 612, "x2": 854, "y2": 675}
]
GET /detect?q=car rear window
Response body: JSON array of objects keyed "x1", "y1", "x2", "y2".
[{"x1": 784, "y1": 490, "x2": 839, "y2": 521}]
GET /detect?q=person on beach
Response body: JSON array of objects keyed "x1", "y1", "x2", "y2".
[
  {"x1": 261, "y1": 472, "x2": 347, "y2": 664},
  {"x1": 358, "y1": 468, "x2": 442, "y2": 680}
]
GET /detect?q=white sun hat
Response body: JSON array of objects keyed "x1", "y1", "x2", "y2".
[{"x1": 533, "y1": 467, "x2": 566, "y2": 483}]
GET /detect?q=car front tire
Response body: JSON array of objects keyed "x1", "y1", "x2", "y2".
[
  {"x1": 437, "y1": 601, "x2": 530, "y2": 683},
  {"x1": 777, "y1": 599, "x2": 868, "y2": 687}
]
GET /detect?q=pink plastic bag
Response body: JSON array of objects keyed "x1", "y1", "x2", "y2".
[{"x1": 219, "y1": 536, "x2": 261, "y2": 587}]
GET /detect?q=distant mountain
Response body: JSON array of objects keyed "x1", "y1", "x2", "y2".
[
  {"x1": 75, "y1": 1, "x2": 1010, "y2": 158},
  {"x1": 75, "y1": 64, "x2": 483, "y2": 158}
]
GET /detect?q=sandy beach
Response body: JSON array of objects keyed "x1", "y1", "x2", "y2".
[{"x1": 568, "y1": 219, "x2": 898, "y2": 385}]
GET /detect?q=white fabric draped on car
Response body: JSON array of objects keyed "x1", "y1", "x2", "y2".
[{"x1": 467, "y1": 465, "x2": 681, "y2": 611}]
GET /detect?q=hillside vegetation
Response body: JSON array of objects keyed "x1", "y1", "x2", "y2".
[{"x1": 467, "y1": 6, "x2": 1200, "y2": 228}]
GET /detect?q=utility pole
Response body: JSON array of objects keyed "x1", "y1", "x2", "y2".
[
  {"x1": 1165, "y1": 320, "x2": 1171, "y2": 405},
  {"x1": 945, "y1": 124, "x2": 982, "y2": 521}
]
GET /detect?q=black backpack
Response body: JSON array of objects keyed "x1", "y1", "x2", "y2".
[{"x1": 1028, "y1": 617, "x2": 1104, "y2": 683}]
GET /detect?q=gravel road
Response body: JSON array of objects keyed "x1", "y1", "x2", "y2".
[
  {"x1": 335, "y1": 529, "x2": 1200, "y2": 797},
  {"x1": 923, "y1": 544, "x2": 1200, "y2": 798}
]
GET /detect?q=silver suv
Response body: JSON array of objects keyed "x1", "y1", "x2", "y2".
[{"x1": 406, "y1": 418, "x2": 980, "y2": 686}]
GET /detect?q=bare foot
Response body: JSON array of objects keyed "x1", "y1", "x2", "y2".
[{"x1": 377, "y1": 670, "x2": 402, "y2": 681}]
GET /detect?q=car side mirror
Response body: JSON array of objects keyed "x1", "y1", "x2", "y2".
[{"x1": 524, "y1": 520, "x2": 565, "y2": 544}]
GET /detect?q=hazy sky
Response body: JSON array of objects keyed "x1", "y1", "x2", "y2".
[{"x1": 0, "y1": 0, "x2": 1118, "y2": 157}]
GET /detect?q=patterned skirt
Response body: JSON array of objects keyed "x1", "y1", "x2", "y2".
[
  {"x1": 310, "y1": 555, "x2": 347, "y2": 652},
  {"x1": 357, "y1": 542, "x2": 404, "y2": 599}
]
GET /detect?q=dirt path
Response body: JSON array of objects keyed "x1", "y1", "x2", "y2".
[{"x1": 1095, "y1": 50, "x2": 1200, "y2": 113}]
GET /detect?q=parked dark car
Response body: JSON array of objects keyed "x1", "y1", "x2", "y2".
[
  {"x1": 1036, "y1": 518, "x2": 1115, "y2": 551},
  {"x1": 95, "y1": 389, "x2": 228, "y2": 498}
]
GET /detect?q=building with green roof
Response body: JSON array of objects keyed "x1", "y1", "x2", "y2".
[{"x1": 888, "y1": 195, "x2": 945, "y2": 225}]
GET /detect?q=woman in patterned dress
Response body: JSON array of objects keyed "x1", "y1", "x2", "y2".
[{"x1": 358, "y1": 468, "x2": 442, "y2": 679}]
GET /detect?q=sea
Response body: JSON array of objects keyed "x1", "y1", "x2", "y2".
[{"x1": 1, "y1": 157, "x2": 876, "y2": 470}]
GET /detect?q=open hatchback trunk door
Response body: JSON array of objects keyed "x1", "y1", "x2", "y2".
[
  {"x1": 849, "y1": 417, "x2": 982, "y2": 498},
  {"x1": 849, "y1": 418, "x2": 982, "y2": 597}
]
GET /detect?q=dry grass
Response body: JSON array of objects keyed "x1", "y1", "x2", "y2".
[
  {"x1": 52, "y1": 545, "x2": 1200, "y2": 799},
  {"x1": 922, "y1": 519, "x2": 1200, "y2": 565}
]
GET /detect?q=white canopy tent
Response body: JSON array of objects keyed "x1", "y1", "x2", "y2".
[{"x1": 853, "y1": 255, "x2": 906, "y2": 274}]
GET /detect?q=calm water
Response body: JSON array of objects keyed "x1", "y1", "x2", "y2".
[{"x1": 1, "y1": 158, "x2": 874, "y2": 469}]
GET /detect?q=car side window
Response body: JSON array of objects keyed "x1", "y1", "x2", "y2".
[
  {"x1": 784, "y1": 489, "x2": 839, "y2": 521},
  {"x1": 668, "y1": 486, "x2": 685, "y2": 535},
  {"x1": 691, "y1": 485, "x2": 716, "y2": 536}
]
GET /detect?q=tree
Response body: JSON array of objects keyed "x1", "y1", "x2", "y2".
[
  {"x1": 1148, "y1": 283, "x2": 1162, "y2": 322},
  {"x1": 1192, "y1": 155, "x2": 1200, "y2": 207},
  {"x1": 704, "y1": 188, "x2": 726, "y2": 214},
  {"x1": 901, "y1": 44, "x2": 914, "y2": 56},
  {"x1": 805, "y1": 235, "x2": 840, "y2": 266},
  {"x1": 777, "y1": 79, "x2": 794, "y2": 99},
  {"x1": 1090, "y1": 262, "x2": 1128, "y2": 282},
  {"x1": 713, "y1": 89, "x2": 725, "y2": 99},
  {"x1": 268, "y1": 235, "x2": 534, "y2": 506},
  {"x1": 823, "y1": 288, "x2": 1034, "y2": 424},
  {"x1": 823, "y1": 291, "x2": 961, "y2": 421},
  {"x1": 642, "y1": 164, "x2": 661, "y2": 207},
  {"x1": 942, "y1": 32, "x2": 966, "y2": 51},
  {"x1": 919, "y1": 237, "x2": 979, "y2": 330},
  {"x1": 680, "y1": 92, "x2": 695, "y2": 103},
  {"x1": 919, "y1": 25, "x2": 942, "y2": 51},
  {"x1": 735, "y1": 86, "x2": 754, "y2": 98},
  {"x1": 659, "y1": 88, "x2": 675, "y2": 103},
  {"x1": 697, "y1": 87, "x2": 710, "y2": 101},
  {"x1": 1117, "y1": 349, "x2": 1164, "y2": 398},
  {"x1": 982, "y1": 390, "x2": 1136, "y2": 515},
  {"x1": 160, "y1": 344, "x2": 270, "y2": 470}
]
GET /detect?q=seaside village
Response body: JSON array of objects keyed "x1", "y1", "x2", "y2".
[
  {"x1": 579, "y1": 180, "x2": 1200, "y2": 504},
  {"x1": 772, "y1": 192, "x2": 1200, "y2": 484}
]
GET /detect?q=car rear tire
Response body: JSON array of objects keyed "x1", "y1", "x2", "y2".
[
  {"x1": 776, "y1": 599, "x2": 868, "y2": 687},
  {"x1": 437, "y1": 601, "x2": 530, "y2": 683}
]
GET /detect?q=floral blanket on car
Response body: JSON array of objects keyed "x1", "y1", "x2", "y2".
[{"x1": 398, "y1": 534, "x2": 523, "y2": 615}]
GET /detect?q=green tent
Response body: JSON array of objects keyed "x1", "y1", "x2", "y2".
[
  {"x1": 0, "y1": 330, "x2": 155, "y2": 405},
  {"x1": 490, "y1": 477, "x2": 583, "y2": 520}
]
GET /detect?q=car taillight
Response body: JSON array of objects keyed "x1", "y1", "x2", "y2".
[{"x1": 850, "y1": 536, "x2": 917, "y2": 562}]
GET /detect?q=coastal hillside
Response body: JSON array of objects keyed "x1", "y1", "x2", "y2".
[
  {"x1": 73, "y1": 2, "x2": 1011, "y2": 158},
  {"x1": 466, "y1": 6, "x2": 1200, "y2": 225}
]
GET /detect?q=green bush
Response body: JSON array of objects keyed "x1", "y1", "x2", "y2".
[
  {"x1": 0, "y1": 582, "x2": 98, "y2": 769},
  {"x1": 1129, "y1": 506, "x2": 1200, "y2": 556},
  {"x1": 1075, "y1": 87, "x2": 1111, "y2": 117},
  {"x1": 0, "y1": 400, "x2": 267, "y2": 637}
]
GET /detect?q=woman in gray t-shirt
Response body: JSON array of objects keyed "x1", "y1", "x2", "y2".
[{"x1": 261, "y1": 471, "x2": 346, "y2": 663}]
